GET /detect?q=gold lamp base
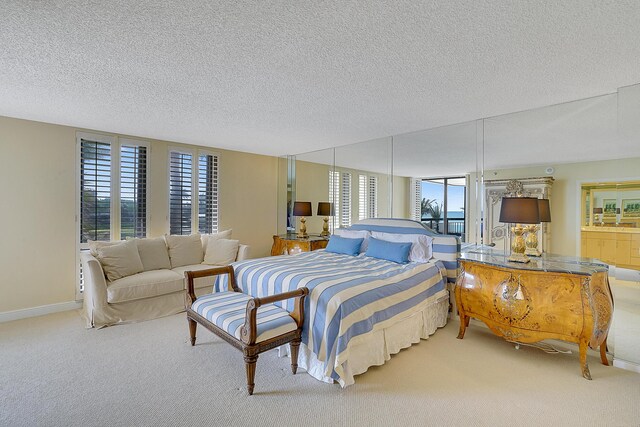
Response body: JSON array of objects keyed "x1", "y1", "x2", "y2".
[
  {"x1": 297, "y1": 217, "x2": 308, "y2": 239},
  {"x1": 508, "y1": 224, "x2": 530, "y2": 263},
  {"x1": 524, "y1": 224, "x2": 542, "y2": 257},
  {"x1": 320, "y1": 217, "x2": 330, "y2": 237}
]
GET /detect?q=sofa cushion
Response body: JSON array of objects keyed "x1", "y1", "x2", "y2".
[
  {"x1": 172, "y1": 264, "x2": 219, "y2": 290},
  {"x1": 107, "y1": 269, "x2": 183, "y2": 303},
  {"x1": 201, "y1": 229, "x2": 232, "y2": 252},
  {"x1": 191, "y1": 292, "x2": 298, "y2": 343},
  {"x1": 96, "y1": 240, "x2": 144, "y2": 282},
  {"x1": 134, "y1": 237, "x2": 171, "y2": 271},
  {"x1": 165, "y1": 234, "x2": 204, "y2": 268},
  {"x1": 88, "y1": 240, "x2": 123, "y2": 257},
  {"x1": 203, "y1": 238, "x2": 239, "y2": 266}
]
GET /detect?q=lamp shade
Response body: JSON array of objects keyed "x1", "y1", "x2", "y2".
[
  {"x1": 292, "y1": 201, "x2": 312, "y2": 216},
  {"x1": 616, "y1": 208, "x2": 621, "y2": 215},
  {"x1": 593, "y1": 207, "x2": 603, "y2": 214},
  {"x1": 499, "y1": 197, "x2": 540, "y2": 224},
  {"x1": 538, "y1": 198, "x2": 551, "y2": 222},
  {"x1": 317, "y1": 202, "x2": 334, "y2": 216}
]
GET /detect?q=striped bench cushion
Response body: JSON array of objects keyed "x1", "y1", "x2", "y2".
[{"x1": 192, "y1": 292, "x2": 298, "y2": 343}]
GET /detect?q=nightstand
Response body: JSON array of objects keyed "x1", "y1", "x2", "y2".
[{"x1": 271, "y1": 234, "x2": 329, "y2": 256}]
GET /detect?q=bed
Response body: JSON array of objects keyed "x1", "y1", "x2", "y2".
[{"x1": 220, "y1": 219, "x2": 460, "y2": 387}]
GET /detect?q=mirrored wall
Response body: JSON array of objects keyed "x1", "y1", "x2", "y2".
[{"x1": 280, "y1": 83, "x2": 640, "y2": 275}]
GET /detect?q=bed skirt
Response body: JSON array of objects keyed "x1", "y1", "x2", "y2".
[{"x1": 278, "y1": 289, "x2": 449, "y2": 387}]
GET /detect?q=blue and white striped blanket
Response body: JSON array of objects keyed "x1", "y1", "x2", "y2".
[{"x1": 220, "y1": 250, "x2": 447, "y2": 383}]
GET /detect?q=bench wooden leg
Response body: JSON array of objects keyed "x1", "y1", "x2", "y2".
[
  {"x1": 290, "y1": 339, "x2": 301, "y2": 374},
  {"x1": 188, "y1": 318, "x2": 197, "y2": 346},
  {"x1": 244, "y1": 355, "x2": 258, "y2": 395}
]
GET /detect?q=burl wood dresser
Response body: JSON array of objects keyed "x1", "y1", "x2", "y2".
[{"x1": 455, "y1": 248, "x2": 613, "y2": 379}]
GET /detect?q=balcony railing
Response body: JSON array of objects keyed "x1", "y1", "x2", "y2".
[{"x1": 422, "y1": 218, "x2": 465, "y2": 240}]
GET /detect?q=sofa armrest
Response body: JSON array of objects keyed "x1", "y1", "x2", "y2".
[
  {"x1": 236, "y1": 244, "x2": 250, "y2": 261},
  {"x1": 80, "y1": 251, "x2": 109, "y2": 326}
]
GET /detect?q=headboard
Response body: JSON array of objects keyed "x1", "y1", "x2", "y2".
[{"x1": 348, "y1": 218, "x2": 461, "y2": 284}]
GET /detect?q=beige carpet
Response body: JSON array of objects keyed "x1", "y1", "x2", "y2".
[{"x1": 1, "y1": 310, "x2": 638, "y2": 427}]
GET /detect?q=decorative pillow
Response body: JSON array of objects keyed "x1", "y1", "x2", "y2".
[
  {"x1": 96, "y1": 240, "x2": 144, "y2": 282},
  {"x1": 203, "y1": 238, "x2": 240, "y2": 266},
  {"x1": 88, "y1": 240, "x2": 123, "y2": 257},
  {"x1": 133, "y1": 237, "x2": 171, "y2": 271},
  {"x1": 370, "y1": 231, "x2": 433, "y2": 262},
  {"x1": 165, "y1": 234, "x2": 204, "y2": 268},
  {"x1": 325, "y1": 235, "x2": 364, "y2": 256},
  {"x1": 365, "y1": 237, "x2": 412, "y2": 264},
  {"x1": 201, "y1": 229, "x2": 232, "y2": 252},
  {"x1": 333, "y1": 229, "x2": 371, "y2": 253}
]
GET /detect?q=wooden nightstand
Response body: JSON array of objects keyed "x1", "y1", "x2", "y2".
[{"x1": 271, "y1": 234, "x2": 329, "y2": 256}]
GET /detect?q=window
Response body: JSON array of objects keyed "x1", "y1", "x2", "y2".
[
  {"x1": 329, "y1": 170, "x2": 340, "y2": 231},
  {"x1": 410, "y1": 178, "x2": 422, "y2": 221},
  {"x1": 416, "y1": 176, "x2": 467, "y2": 240},
  {"x1": 77, "y1": 133, "x2": 149, "y2": 297},
  {"x1": 358, "y1": 174, "x2": 378, "y2": 220},
  {"x1": 169, "y1": 149, "x2": 219, "y2": 235},
  {"x1": 329, "y1": 170, "x2": 352, "y2": 228}
]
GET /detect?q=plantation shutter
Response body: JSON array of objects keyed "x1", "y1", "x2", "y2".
[
  {"x1": 120, "y1": 144, "x2": 147, "y2": 239},
  {"x1": 410, "y1": 178, "x2": 422, "y2": 221},
  {"x1": 329, "y1": 170, "x2": 340, "y2": 231},
  {"x1": 169, "y1": 151, "x2": 193, "y2": 235},
  {"x1": 80, "y1": 139, "x2": 112, "y2": 243},
  {"x1": 368, "y1": 176, "x2": 377, "y2": 218},
  {"x1": 358, "y1": 175, "x2": 367, "y2": 220},
  {"x1": 341, "y1": 172, "x2": 352, "y2": 227},
  {"x1": 198, "y1": 153, "x2": 219, "y2": 234}
]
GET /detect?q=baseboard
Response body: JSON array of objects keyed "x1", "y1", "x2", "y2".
[
  {"x1": 0, "y1": 301, "x2": 82, "y2": 323},
  {"x1": 613, "y1": 358, "x2": 640, "y2": 374}
]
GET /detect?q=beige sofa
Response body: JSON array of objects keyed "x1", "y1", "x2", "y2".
[{"x1": 81, "y1": 232, "x2": 250, "y2": 328}]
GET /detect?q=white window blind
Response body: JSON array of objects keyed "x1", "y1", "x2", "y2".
[
  {"x1": 368, "y1": 176, "x2": 378, "y2": 218},
  {"x1": 169, "y1": 151, "x2": 193, "y2": 235},
  {"x1": 120, "y1": 144, "x2": 147, "y2": 239},
  {"x1": 410, "y1": 178, "x2": 422, "y2": 221},
  {"x1": 80, "y1": 139, "x2": 112, "y2": 243},
  {"x1": 340, "y1": 173, "x2": 352, "y2": 227},
  {"x1": 329, "y1": 170, "x2": 340, "y2": 231},
  {"x1": 198, "y1": 153, "x2": 219, "y2": 234},
  {"x1": 358, "y1": 174, "x2": 378, "y2": 219}
]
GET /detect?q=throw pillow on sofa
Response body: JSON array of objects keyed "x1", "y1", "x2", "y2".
[
  {"x1": 96, "y1": 240, "x2": 144, "y2": 282},
  {"x1": 133, "y1": 237, "x2": 171, "y2": 271},
  {"x1": 88, "y1": 240, "x2": 123, "y2": 257},
  {"x1": 165, "y1": 234, "x2": 204, "y2": 268},
  {"x1": 203, "y1": 238, "x2": 240, "y2": 265},
  {"x1": 201, "y1": 229, "x2": 232, "y2": 252}
]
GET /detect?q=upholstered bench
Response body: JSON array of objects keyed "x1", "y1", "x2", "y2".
[{"x1": 185, "y1": 266, "x2": 309, "y2": 395}]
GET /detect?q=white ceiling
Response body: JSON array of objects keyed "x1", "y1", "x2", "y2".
[{"x1": 1, "y1": 1, "x2": 640, "y2": 158}]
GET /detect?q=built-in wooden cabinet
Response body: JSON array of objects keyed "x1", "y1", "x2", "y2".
[{"x1": 581, "y1": 229, "x2": 640, "y2": 268}]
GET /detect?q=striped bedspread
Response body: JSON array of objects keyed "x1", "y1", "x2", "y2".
[{"x1": 220, "y1": 250, "x2": 447, "y2": 383}]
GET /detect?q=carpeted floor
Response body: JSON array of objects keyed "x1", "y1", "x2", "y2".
[{"x1": 1, "y1": 309, "x2": 639, "y2": 427}]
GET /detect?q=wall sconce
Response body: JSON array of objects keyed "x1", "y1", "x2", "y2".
[
  {"x1": 524, "y1": 198, "x2": 551, "y2": 257},
  {"x1": 499, "y1": 197, "x2": 540, "y2": 263},
  {"x1": 293, "y1": 201, "x2": 312, "y2": 238},
  {"x1": 317, "y1": 202, "x2": 334, "y2": 237}
]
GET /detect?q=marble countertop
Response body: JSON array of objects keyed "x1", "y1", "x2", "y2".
[{"x1": 460, "y1": 246, "x2": 609, "y2": 276}]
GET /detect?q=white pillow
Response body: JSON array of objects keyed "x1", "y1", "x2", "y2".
[
  {"x1": 370, "y1": 231, "x2": 433, "y2": 262},
  {"x1": 96, "y1": 240, "x2": 144, "y2": 282},
  {"x1": 88, "y1": 240, "x2": 123, "y2": 257},
  {"x1": 165, "y1": 234, "x2": 204, "y2": 268},
  {"x1": 201, "y1": 229, "x2": 232, "y2": 252},
  {"x1": 333, "y1": 229, "x2": 371, "y2": 253},
  {"x1": 133, "y1": 237, "x2": 171, "y2": 271},
  {"x1": 203, "y1": 238, "x2": 240, "y2": 266}
]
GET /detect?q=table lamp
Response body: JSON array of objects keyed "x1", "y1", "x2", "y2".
[
  {"x1": 593, "y1": 207, "x2": 603, "y2": 225},
  {"x1": 499, "y1": 197, "x2": 540, "y2": 263},
  {"x1": 317, "y1": 202, "x2": 334, "y2": 237},
  {"x1": 293, "y1": 201, "x2": 312, "y2": 238},
  {"x1": 524, "y1": 198, "x2": 551, "y2": 257}
]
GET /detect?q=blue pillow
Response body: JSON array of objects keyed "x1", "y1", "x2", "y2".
[
  {"x1": 365, "y1": 237, "x2": 412, "y2": 264},
  {"x1": 325, "y1": 235, "x2": 364, "y2": 256}
]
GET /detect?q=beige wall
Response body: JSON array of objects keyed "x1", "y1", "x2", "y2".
[
  {"x1": 473, "y1": 158, "x2": 640, "y2": 256},
  {"x1": 0, "y1": 116, "x2": 278, "y2": 313}
]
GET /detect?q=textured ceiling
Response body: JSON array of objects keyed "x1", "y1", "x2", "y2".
[{"x1": 1, "y1": 1, "x2": 640, "y2": 157}]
